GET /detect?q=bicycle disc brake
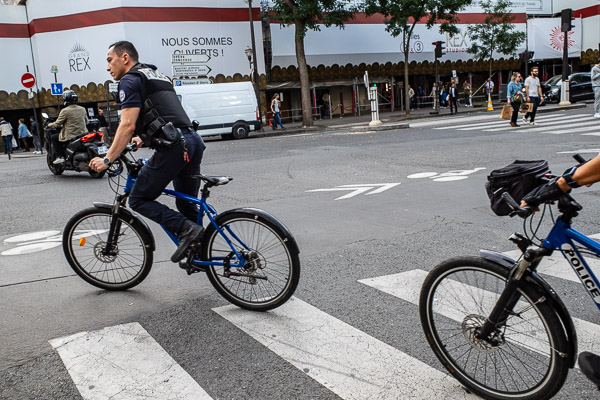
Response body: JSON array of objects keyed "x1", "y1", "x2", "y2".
[{"x1": 462, "y1": 314, "x2": 505, "y2": 354}]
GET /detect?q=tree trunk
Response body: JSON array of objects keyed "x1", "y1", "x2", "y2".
[
  {"x1": 404, "y1": 50, "x2": 410, "y2": 116},
  {"x1": 295, "y1": 21, "x2": 313, "y2": 127}
]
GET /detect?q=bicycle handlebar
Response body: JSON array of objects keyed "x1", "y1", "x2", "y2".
[{"x1": 502, "y1": 154, "x2": 588, "y2": 219}]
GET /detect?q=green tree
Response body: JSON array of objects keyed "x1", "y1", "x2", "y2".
[
  {"x1": 268, "y1": 0, "x2": 358, "y2": 126},
  {"x1": 364, "y1": 0, "x2": 472, "y2": 116},
  {"x1": 466, "y1": 0, "x2": 526, "y2": 80}
]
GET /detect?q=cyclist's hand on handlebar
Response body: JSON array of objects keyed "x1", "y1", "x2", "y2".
[
  {"x1": 130, "y1": 136, "x2": 143, "y2": 150},
  {"x1": 521, "y1": 178, "x2": 569, "y2": 209}
]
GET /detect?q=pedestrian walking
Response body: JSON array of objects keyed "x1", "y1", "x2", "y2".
[
  {"x1": 0, "y1": 117, "x2": 13, "y2": 155},
  {"x1": 430, "y1": 82, "x2": 437, "y2": 109},
  {"x1": 484, "y1": 78, "x2": 494, "y2": 100},
  {"x1": 97, "y1": 108, "x2": 110, "y2": 143},
  {"x1": 18, "y1": 118, "x2": 30, "y2": 152},
  {"x1": 592, "y1": 58, "x2": 600, "y2": 118},
  {"x1": 30, "y1": 116, "x2": 42, "y2": 154},
  {"x1": 417, "y1": 85, "x2": 424, "y2": 108},
  {"x1": 448, "y1": 83, "x2": 459, "y2": 114},
  {"x1": 522, "y1": 66, "x2": 544, "y2": 126},
  {"x1": 462, "y1": 80, "x2": 471, "y2": 107},
  {"x1": 270, "y1": 93, "x2": 286, "y2": 131},
  {"x1": 408, "y1": 85, "x2": 415, "y2": 111},
  {"x1": 507, "y1": 72, "x2": 524, "y2": 127}
]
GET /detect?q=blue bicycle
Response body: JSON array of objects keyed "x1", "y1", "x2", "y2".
[
  {"x1": 420, "y1": 155, "x2": 598, "y2": 399},
  {"x1": 62, "y1": 145, "x2": 300, "y2": 311}
]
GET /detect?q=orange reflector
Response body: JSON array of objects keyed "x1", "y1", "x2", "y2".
[{"x1": 79, "y1": 238, "x2": 86, "y2": 246}]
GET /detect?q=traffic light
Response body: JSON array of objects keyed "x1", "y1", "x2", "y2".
[
  {"x1": 529, "y1": 51, "x2": 535, "y2": 59},
  {"x1": 433, "y1": 41, "x2": 445, "y2": 59},
  {"x1": 561, "y1": 8, "x2": 573, "y2": 32}
]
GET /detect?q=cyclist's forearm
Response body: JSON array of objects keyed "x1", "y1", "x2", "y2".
[
  {"x1": 106, "y1": 108, "x2": 139, "y2": 161},
  {"x1": 557, "y1": 155, "x2": 600, "y2": 192}
]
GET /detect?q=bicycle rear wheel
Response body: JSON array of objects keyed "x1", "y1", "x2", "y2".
[
  {"x1": 63, "y1": 207, "x2": 153, "y2": 290},
  {"x1": 202, "y1": 211, "x2": 300, "y2": 311},
  {"x1": 419, "y1": 257, "x2": 569, "y2": 400}
]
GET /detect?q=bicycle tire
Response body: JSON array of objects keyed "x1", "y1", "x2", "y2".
[
  {"x1": 201, "y1": 211, "x2": 300, "y2": 311},
  {"x1": 63, "y1": 207, "x2": 153, "y2": 290},
  {"x1": 419, "y1": 257, "x2": 569, "y2": 400}
]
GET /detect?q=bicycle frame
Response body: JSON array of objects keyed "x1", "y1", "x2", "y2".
[
  {"x1": 121, "y1": 166, "x2": 250, "y2": 270},
  {"x1": 542, "y1": 219, "x2": 600, "y2": 310}
]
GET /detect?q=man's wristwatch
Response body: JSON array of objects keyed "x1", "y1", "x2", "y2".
[
  {"x1": 562, "y1": 167, "x2": 580, "y2": 189},
  {"x1": 103, "y1": 157, "x2": 111, "y2": 165}
]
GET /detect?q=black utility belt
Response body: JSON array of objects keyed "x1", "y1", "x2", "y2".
[{"x1": 150, "y1": 122, "x2": 194, "y2": 148}]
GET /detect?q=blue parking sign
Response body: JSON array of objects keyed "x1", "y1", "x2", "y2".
[
  {"x1": 175, "y1": 80, "x2": 182, "y2": 86},
  {"x1": 51, "y1": 83, "x2": 63, "y2": 95}
]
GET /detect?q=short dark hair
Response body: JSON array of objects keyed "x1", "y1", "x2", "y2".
[{"x1": 109, "y1": 41, "x2": 139, "y2": 62}]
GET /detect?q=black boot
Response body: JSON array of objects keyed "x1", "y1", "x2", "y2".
[
  {"x1": 171, "y1": 220, "x2": 204, "y2": 263},
  {"x1": 579, "y1": 352, "x2": 600, "y2": 388}
]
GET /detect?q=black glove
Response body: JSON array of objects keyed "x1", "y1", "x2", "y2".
[{"x1": 522, "y1": 178, "x2": 569, "y2": 208}]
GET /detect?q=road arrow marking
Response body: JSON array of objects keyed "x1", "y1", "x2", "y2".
[{"x1": 307, "y1": 183, "x2": 400, "y2": 200}]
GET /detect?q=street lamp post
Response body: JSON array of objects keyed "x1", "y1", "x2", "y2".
[{"x1": 247, "y1": 0, "x2": 263, "y2": 130}]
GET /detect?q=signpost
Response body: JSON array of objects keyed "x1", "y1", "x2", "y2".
[
  {"x1": 171, "y1": 54, "x2": 210, "y2": 64},
  {"x1": 172, "y1": 65, "x2": 212, "y2": 77},
  {"x1": 21, "y1": 73, "x2": 36, "y2": 89},
  {"x1": 22, "y1": 66, "x2": 40, "y2": 153},
  {"x1": 50, "y1": 83, "x2": 63, "y2": 95},
  {"x1": 174, "y1": 78, "x2": 212, "y2": 86}
]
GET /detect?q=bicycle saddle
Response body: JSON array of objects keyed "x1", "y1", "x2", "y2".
[{"x1": 192, "y1": 174, "x2": 232, "y2": 186}]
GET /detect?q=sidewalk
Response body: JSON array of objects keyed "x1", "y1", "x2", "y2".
[{"x1": 259, "y1": 101, "x2": 589, "y2": 138}]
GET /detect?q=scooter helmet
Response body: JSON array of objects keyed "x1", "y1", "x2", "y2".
[{"x1": 63, "y1": 90, "x2": 79, "y2": 105}]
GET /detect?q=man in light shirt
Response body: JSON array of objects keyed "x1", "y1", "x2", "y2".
[{"x1": 522, "y1": 66, "x2": 544, "y2": 126}]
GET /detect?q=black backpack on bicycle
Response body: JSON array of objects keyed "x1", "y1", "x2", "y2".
[{"x1": 485, "y1": 160, "x2": 550, "y2": 216}]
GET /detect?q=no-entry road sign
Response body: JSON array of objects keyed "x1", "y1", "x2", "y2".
[{"x1": 21, "y1": 73, "x2": 36, "y2": 89}]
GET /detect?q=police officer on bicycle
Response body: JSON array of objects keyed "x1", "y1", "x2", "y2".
[{"x1": 89, "y1": 40, "x2": 206, "y2": 263}]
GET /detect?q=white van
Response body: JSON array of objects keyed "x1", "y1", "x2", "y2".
[{"x1": 175, "y1": 82, "x2": 261, "y2": 140}]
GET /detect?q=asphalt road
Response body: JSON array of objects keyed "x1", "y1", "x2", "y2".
[{"x1": 1, "y1": 105, "x2": 600, "y2": 399}]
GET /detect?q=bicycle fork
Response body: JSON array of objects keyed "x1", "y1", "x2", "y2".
[
  {"x1": 476, "y1": 246, "x2": 553, "y2": 343},
  {"x1": 103, "y1": 196, "x2": 126, "y2": 256}
]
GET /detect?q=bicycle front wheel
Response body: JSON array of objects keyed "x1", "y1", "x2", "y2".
[
  {"x1": 63, "y1": 207, "x2": 153, "y2": 290},
  {"x1": 202, "y1": 211, "x2": 300, "y2": 311},
  {"x1": 419, "y1": 257, "x2": 569, "y2": 400}
]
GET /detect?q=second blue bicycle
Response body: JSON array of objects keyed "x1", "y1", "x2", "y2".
[{"x1": 62, "y1": 145, "x2": 300, "y2": 311}]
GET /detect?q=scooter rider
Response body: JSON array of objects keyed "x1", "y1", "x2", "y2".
[
  {"x1": 48, "y1": 90, "x2": 88, "y2": 164},
  {"x1": 89, "y1": 40, "x2": 206, "y2": 263}
]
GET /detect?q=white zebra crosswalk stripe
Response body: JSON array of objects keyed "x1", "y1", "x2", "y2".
[
  {"x1": 506, "y1": 116, "x2": 598, "y2": 134},
  {"x1": 214, "y1": 297, "x2": 477, "y2": 399},
  {"x1": 483, "y1": 114, "x2": 587, "y2": 132},
  {"x1": 434, "y1": 113, "x2": 566, "y2": 131},
  {"x1": 49, "y1": 322, "x2": 214, "y2": 400},
  {"x1": 409, "y1": 114, "x2": 499, "y2": 128},
  {"x1": 359, "y1": 269, "x2": 600, "y2": 366}
]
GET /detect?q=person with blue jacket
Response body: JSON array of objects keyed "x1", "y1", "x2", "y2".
[
  {"x1": 18, "y1": 118, "x2": 30, "y2": 152},
  {"x1": 506, "y1": 72, "x2": 524, "y2": 127}
]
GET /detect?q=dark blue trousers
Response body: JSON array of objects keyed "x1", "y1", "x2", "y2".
[{"x1": 129, "y1": 131, "x2": 205, "y2": 234}]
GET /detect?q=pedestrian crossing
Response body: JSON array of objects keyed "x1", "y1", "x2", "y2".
[
  {"x1": 410, "y1": 112, "x2": 599, "y2": 135},
  {"x1": 48, "y1": 242, "x2": 600, "y2": 399}
]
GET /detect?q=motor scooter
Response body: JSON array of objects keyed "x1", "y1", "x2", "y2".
[{"x1": 42, "y1": 113, "x2": 108, "y2": 178}]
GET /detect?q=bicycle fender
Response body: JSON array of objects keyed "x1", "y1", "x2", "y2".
[
  {"x1": 92, "y1": 202, "x2": 156, "y2": 252},
  {"x1": 215, "y1": 208, "x2": 300, "y2": 255},
  {"x1": 479, "y1": 249, "x2": 577, "y2": 368}
]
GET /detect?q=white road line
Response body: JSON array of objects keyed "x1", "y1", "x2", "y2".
[
  {"x1": 49, "y1": 322, "x2": 213, "y2": 400},
  {"x1": 454, "y1": 114, "x2": 579, "y2": 131},
  {"x1": 432, "y1": 113, "x2": 566, "y2": 130},
  {"x1": 409, "y1": 114, "x2": 500, "y2": 128},
  {"x1": 483, "y1": 114, "x2": 587, "y2": 132},
  {"x1": 505, "y1": 117, "x2": 597, "y2": 134},
  {"x1": 214, "y1": 297, "x2": 477, "y2": 400},
  {"x1": 359, "y1": 269, "x2": 600, "y2": 364}
]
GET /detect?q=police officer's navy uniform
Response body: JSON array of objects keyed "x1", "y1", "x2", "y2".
[{"x1": 119, "y1": 63, "x2": 206, "y2": 260}]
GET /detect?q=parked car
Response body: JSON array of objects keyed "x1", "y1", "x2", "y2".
[
  {"x1": 175, "y1": 82, "x2": 261, "y2": 140},
  {"x1": 541, "y1": 72, "x2": 593, "y2": 103}
]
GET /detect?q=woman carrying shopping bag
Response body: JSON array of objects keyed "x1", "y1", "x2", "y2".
[{"x1": 506, "y1": 72, "x2": 524, "y2": 127}]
